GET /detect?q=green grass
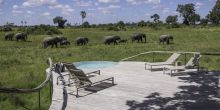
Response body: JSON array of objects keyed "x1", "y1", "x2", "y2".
[{"x1": 0, "y1": 27, "x2": 220, "y2": 109}]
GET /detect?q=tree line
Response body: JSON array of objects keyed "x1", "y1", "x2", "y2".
[{"x1": 1, "y1": 1, "x2": 220, "y2": 32}]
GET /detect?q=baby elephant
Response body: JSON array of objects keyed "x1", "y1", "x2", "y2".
[
  {"x1": 159, "y1": 35, "x2": 173, "y2": 45},
  {"x1": 75, "y1": 37, "x2": 89, "y2": 46},
  {"x1": 118, "y1": 39, "x2": 128, "y2": 43},
  {"x1": 4, "y1": 32, "x2": 14, "y2": 41},
  {"x1": 60, "y1": 40, "x2": 70, "y2": 46}
]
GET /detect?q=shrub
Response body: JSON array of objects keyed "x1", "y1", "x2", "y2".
[
  {"x1": 107, "y1": 26, "x2": 119, "y2": 31},
  {"x1": 17, "y1": 25, "x2": 62, "y2": 35}
]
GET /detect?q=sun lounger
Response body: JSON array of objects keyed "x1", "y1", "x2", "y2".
[
  {"x1": 145, "y1": 53, "x2": 181, "y2": 71},
  {"x1": 56, "y1": 62, "x2": 100, "y2": 85},
  {"x1": 68, "y1": 69, "x2": 114, "y2": 97},
  {"x1": 163, "y1": 54, "x2": 202, "y2": 76}
]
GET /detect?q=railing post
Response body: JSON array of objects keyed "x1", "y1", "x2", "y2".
[
  {"x1": 49, "y1": 78, "x2": 52, "y2": 101},
  {"x1": 38, "y1": 91, "x2": 41, "y2": 110},
  {"x1": 152, "y1": 52, "x2": 155, "y2": 62}
]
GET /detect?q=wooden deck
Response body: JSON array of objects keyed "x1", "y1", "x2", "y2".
[{"x1": 49, "y1": 61, "x2": 220, "y2": 110}]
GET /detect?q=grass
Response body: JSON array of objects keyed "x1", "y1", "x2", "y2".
[{"x1": 0, "y1": 27, "x2": 220, "y2": 109}]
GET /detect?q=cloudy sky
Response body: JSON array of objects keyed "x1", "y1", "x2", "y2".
[{"x1": 0, "y1": 0, "x2": 217, "y2": 25}]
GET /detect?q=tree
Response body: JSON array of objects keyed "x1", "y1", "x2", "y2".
[
  {"x1": 82, "y1": 21, "x2": 90, "y2": 28},
  {"x1": 207, "y1": 0, "x2": 220, "y2": 24},
  {"x1": 176, "y1": 3, "x2": 195, "y2": 25},
  {"x1": 137, "y1": 20, "x2": 146, "y2": 27},
  {"x1": 200, "y1": 18, "x2": 209, "y2": 26},
  {"x1": 166, "y1": 15, "x2": 178, "y2": 24},
  {"x1": 24, "y1": 21, "x2": 27, "y2": 26},
  {"x1": 151, "y1": 14, "x2": 160, "y2": 23},
  {"x1": 80, "y1": 11, "x2": 86, "y2": 24},
  {"x1": 53, "y1": 16, "x2": 67, "y2": 28},
  {"x1": 116, "y1": 21, "x2": 125, "y2": 30},
  {"x1": 21, "y1": 21, "x2": 23, "y2": 26},
  {"x1": 188, "y1": 13, "x2": 200, "y2": 25}
]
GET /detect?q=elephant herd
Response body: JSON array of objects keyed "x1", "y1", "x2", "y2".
[
  {"x1": 4, "y1": 32, "x2": 28, "y2": 41},
  {"x1": 3, "y1": 32, "x2": 174, "y2": 48},
  {"x1": 42, "y1": 36, "x2": 89, "y2": 48},
  {"x1": 103, "y1": 33, "x2": 173, "y2": 45}
]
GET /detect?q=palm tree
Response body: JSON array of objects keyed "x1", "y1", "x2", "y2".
[
  {"x1": 80, "y1": 11, "x2": 86, "y2": 24},
  {"x1": 21, "y1": 21, "x2": 23, "y2": 26},
  {"x1": 24, "y1": 21, "x2": 27, "y2": 26}
]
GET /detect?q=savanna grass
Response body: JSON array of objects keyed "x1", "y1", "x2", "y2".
[{"x1": 0, "y1": 27, "x2": 220, "y2": 109}]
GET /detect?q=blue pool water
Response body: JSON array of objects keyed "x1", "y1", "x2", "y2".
[{"x1": 74, "y1": 61, "x2": 118, "y2": 69}]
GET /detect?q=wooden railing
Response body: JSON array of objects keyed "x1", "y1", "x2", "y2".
[{"x1": 0, "y1": 58, "x2": 54, "y2": 110}]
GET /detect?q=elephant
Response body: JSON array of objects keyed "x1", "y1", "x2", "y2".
[
  {"x1": 15, "y1": 32, "x2": 27, "y2": 41},
  {"x1": 103, "y1": 35, "x2": 121, "y2": 45},
  {"x1": 42, "y1": 36, "x2": 63, "y2": 48},
  {"x1": 60, "y1": 40, "x2": 70, "y2": 46},
  {"x1": 75, "y1": 37, "x2": 89, "y2": 46},
  {"x1": 4, "y1": 32, "x2": 14, "y2": 41},
  {"x1": 131, "y1": 33, "x2": 146, "y2": 43},
  {"x1": 119, "y1": 39, "x2": 128, "y2": 43},
  {"x1": 57, "y1": 36, "x2": 67, "y2": 41},
  {"x1": 159, "y1": 35, "x2": 173, "y2": 45}
]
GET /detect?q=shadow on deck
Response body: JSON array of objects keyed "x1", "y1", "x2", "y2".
[{"x1": 126, "y1": 71, "x2": 220, "y2": 110}]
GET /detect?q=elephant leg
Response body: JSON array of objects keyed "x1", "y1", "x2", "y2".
[
  {"x1": 167, "y1": 40, "x2": 170, "y2": 45},
  {"x1": 55, "y1": 43, "x2": 58, "y2": 48},
  {"x1": 114, "y1": 41, "x2": 117, "y2": 45}
]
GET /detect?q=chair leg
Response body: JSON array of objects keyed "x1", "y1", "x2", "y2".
[
  {"x1": 112, "y1": 78, "x2": 114, "y2": 85},
  {"x1": 76, "y1": 88, "x2": 79, "y2": 98},
  {"x1": 163, "y1": 67, "x2": 165, "y2": 74},
  {"x1": 151, "y1": 66, "x2": 152, "y2": 72}
]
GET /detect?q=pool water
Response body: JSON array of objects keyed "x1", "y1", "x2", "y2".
[{"x1": 74, "y1": 61, "x2": 118, "y2": 70}]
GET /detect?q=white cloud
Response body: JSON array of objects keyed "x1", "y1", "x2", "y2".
[
  {"x1": 195, "y1": 2, "x2": 204, "y2": 9},
  {"x1": 109, "y1": 5, "x2": 121, "y2": 9},
  {"x1": 0, "y1": 0, "x2": 4, "y2": 4},
  {"x1": 98, "y1": 5, "x2": 121, "y2": 14},
  {"x1": 42, "y1": 12, "x2": 50, "y2": 16},
  {"x1": 27, "y1": 10, "x2": 34, "y2": 14},
  {"x1": 12, "y1": 10, "x2": 24, "y2": 14},
  {"x1": 162, "y1": 8, "x2": 169, "y2": 13},
  {"x1": 73, "y1": 0, "x2": 93, "y2": 7},
  {"x1": 98, "y1": 0, "x2": 120, "y2": 3},
  {"x1": 127, "y1": 0, "x2": 160, "y2": 5},
  {"x1": 13, "y1": 5, "x2": 19, "y2": 9},
  {"x1": 95, "y1": 2, "x2": 99, "y2": 6},
  {"x1": 49, "y1": 4, "x2": 74, "y2": 15},
  {"x1": 145, "y1": 13, "x2": 151, "y2": 16},
  {"x1": 87, "y1": 13, "x2": 95, "y2": 17},
  {"x1": 22, "y1": 0, "x2": 57, "y2": 7},
  {"x1": 88, "y1": 8, "x2": 96, "y2": 11}
]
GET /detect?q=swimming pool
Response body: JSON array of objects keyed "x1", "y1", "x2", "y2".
[{"x1": 74, "y1": 61, "x2": 118, "y2": 69}]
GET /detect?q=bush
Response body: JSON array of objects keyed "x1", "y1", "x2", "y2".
[
  {"x1": 17, "y1": 25, "x2": 62, "y2": 35},
  {"x1": 0, "y1": 26, "x2": 13, "y2": 32},
  {"x1": 107, "y1": 26, "x2": 119, "y2": 31}
]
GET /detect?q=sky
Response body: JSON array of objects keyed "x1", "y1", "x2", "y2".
[{"x1": 0, "y1": 0, "x2": 217, "y2": 26}]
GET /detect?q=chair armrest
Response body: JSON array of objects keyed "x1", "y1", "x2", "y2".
[{"x1": 86, "y1": 70, "x2": 100, "y2": 75}]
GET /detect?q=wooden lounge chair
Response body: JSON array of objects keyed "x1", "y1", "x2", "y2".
[
  {"x1": 56, "y1": 62, "x2": 100, "y2": 85},
  {"x1": 145, "y1": 53, "x2": 181, "y2": 71},
  {"x1": 163, "y1": 54, "x2": 203, "y2": 76},
  {"x1": 68, "y1": 69, "x2": 114, "y2": 97}
]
